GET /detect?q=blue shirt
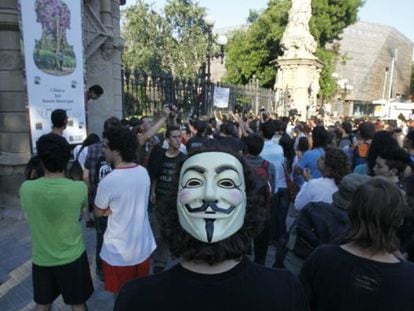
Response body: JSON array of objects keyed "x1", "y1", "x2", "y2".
[{"x1": 298, "y1": 148, "x2": 325, "y2": 179}]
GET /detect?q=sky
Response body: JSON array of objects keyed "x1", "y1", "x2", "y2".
[{"x1": 124, "y1": 0, "x2": 414, "y2": 43}]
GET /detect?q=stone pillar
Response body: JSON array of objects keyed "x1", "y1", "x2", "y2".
[
  {"x1": 275, "y1": 58, "x2": 323, "y2": 118},
  {"x1": 274, "y1": 0, "x2": 323, "y2": 120},
  {"x1": 84, "y1": 0, "x2": 124, "y2": 136},
  {"x1": 0, "y1": 0, "x2": 31, "y2": 213}
]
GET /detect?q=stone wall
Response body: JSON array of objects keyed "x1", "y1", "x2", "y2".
[
  {"x1": 0, "y1": 0, "x2": 124, "y2": 213},
  {"x1": 0, "y1": 0, "x2": 30, "y2": 212}
]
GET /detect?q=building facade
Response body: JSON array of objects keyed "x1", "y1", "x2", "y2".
[{"x1": 0, "y1": 0, "x2": 125, "y2": 213}]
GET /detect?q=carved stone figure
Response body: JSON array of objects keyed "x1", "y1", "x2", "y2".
[{"x1": 280, "y1": 0, "x2": 317, "y2": 59}]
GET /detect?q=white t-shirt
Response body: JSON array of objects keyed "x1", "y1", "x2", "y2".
[
  {"x1": 95, "y1": 165, "x2": 156, "y2": 266},
  {"x1": 294, "y1": 177, "x2": 338, "y2": 211}
]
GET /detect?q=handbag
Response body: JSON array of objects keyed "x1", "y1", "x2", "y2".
[{"x1": 283, "y1": 164, "x2": 300, "y2": 203}]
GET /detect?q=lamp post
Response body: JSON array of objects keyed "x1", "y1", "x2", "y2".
[
  {"x1": 337, "y1": 78, "x2": 353, "y2": 116},
  {"x1": 198, "y1": 15, "x2": 227, "y2": 116}
]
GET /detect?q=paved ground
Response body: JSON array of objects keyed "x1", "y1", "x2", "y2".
[
  {"x1": 0, "y1": 207, "x2": 114, "y2": 311},
  {"x1": 0, "y1": 206, "x2": 284, "y2": 311}
]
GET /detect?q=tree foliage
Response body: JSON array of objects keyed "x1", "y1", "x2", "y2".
[
  {"x1": 224, "y1": 0, "x2": 364, "y2": 99},
  {"x1": 122, "y1": 0, "x2": 207, "y2": 77},
  {"x1": 122, "y1": 2, "x2": 168, "y2": 73}
]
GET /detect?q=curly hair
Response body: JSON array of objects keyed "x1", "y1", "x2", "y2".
[
  {"x1": 103, "y1": 126, "x2": 137, "y2": 162},
  {"x1": 156, "y1": 145, "x2": 266, "y2": 265},
  {"x1": 36, "y1": 133, "x2": 70, "y2": 172},
  {"x1": 323, "y1": 147, "x2": 351, "y2": 185}
]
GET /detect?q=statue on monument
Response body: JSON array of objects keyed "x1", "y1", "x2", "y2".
[{"x1": 280, "y1": 0, "x2": 317, "y2": 59}]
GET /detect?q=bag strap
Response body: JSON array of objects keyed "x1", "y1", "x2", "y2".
[{"x1": 75, "y1": 145, "x2": 86, "y2": 161}]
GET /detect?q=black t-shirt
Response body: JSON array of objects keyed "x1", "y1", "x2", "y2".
[
  {"x1": 300, "y1": 245, "x2": 414, "y2": 311},
  {"x1": 153, "y1": 151, "x2": 185, "y2": 198},
  {"x1": 114, "y1": 257, "x2": 308, "y2": 311}
]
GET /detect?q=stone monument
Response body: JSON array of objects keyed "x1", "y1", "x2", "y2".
[
  {"x1": 274, "y1": 0, "x2": 323, "y2": 119},
  {"x1": 0, "y1": 0, "x2": 124, "y2": 214}
]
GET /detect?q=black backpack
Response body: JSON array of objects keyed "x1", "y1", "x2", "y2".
[{"x1": 68, "y1": 145, "x2": 86, "y2": 181}]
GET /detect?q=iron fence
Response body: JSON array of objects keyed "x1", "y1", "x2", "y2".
[{"x1": 121, "y1": 67, "x2": 276, "y2": 118}]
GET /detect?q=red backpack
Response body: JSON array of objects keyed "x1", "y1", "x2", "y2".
[{"x1": 255, "y1": 160, "x2": 272, "y2": 209}]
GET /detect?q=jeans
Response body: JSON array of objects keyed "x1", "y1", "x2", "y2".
[
  {"x1": 270, "y1": 188, "x2": 290, "y2": 243},
  {"x1": 94, "y1": 215, "x2": 107, "y2": 273}
]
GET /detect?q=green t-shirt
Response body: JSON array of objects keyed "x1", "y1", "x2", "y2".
[{"x1": 20, "y1": 177, "x2": 87, "y2": 266}]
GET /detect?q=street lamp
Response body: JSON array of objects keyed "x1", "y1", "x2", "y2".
[
  {"x1": 198, "y1": 15, "x2": 227, "y2": 116},
  {"x1": 337, "y1": 78, "x2": 353, "y2": 116}
]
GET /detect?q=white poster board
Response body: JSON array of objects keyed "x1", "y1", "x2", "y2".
[
  {"x1": 213, "y1": 87, "x2": 230, "y2": 108},
  {"x1": 20, "y1": 0, "x2": 87, "y2": 153}
]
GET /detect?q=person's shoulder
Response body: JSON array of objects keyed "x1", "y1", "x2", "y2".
[
  {"x1": 20, "y1": 179, "x2": 39, "y2": 192},
  {"x1": 116, "y1": 274, "x2": 161, "y2": 308},
  {"x1": 305, "y1": 177, "x2": 326, "y2": 189},
  {"x1": 246, "y1": 260, "x2": 294, "y2": 280},
  {"x1": 117, "y1": 266, "x2": 178, "y2": 301},
  {"x1": 246, "y1": 261, "x2": 303, "y2": 290},
  {"x1": 135, "y1": 165, "x2": 150, "y2": 178},
  {"x1": 72, "y1": 179, "x2": 88, "y2": 188},
  {"x1": 308, "y1": 244, "x2": 342, "y2": 260},
  {"x1": 63, "y1": 178, "x2": 88, "y2": 192}
]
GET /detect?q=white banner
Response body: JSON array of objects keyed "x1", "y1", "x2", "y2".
[
  {"x1": 20, "y1": 0, "x2": 86, "y2": 152},
  {"x1": 213, "y1": 87, "x2": 230, "y2": 108}
]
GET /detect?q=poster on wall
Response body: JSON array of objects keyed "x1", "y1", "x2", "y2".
[
  {"x1": 213, "y1": 86, "x2": 230, "y2": 108},
  {"x1": 19, "y1": 0, "x2": 86, "y2": 153}
]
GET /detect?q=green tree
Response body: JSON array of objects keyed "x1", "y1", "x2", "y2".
[
  {"x1": 122, "y1": 2, "x2": 168, "y2": 73},
  {"x1": 163, "y1": 0, "x2": 207, "y2": 76},
  {"x1": 224, "y1": 0, "x2": 364, "y2": 99},
  {"x1": 224, "y1": 0, "x2": 290, "y2": 87},
  {"x1": 122, "y1": 0, "x2": 208, "y2": 77},
  {"x1": 247, "y1": 9, "x2": 260, "y2": 24}
]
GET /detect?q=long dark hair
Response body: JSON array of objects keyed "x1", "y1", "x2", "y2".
[
  {"x1": 346, "y1": 178, "x2": 406, "y2": 254},
  {"x1": 156, "y1": 145, "x2": 265, "y2": 265}
]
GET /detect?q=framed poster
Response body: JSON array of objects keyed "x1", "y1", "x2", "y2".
[
  {"x1": 213, "y1": 86, "x2": 230, "y2": 108},
  {"x1": 20, "y1": 0, "x2": 86, "y2": 152}
]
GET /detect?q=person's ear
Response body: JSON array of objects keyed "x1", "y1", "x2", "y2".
[{"x1": 390, "y1": 167, "x2": 398, "y2": 176}]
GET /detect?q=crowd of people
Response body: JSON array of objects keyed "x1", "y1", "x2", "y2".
[{"x1": 20, "y1": 105, "x2": 414, "y2": 310}]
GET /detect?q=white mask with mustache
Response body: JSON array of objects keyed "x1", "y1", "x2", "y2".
[{"x1": 177, "y1": 152, "x2": 247, "y2": 243}]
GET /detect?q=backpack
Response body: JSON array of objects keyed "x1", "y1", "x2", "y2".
[
  {"x1": 68, "y1": 145, "x2": 85, "y2": 181},
  {"x1": 352, "y1": 141, "x2": 370, "y2": 168},
  {"x1": 255, "y1": 160, "x2": 272, "y2": 209},
  {"x1": 275, "y1": 201, "x2": 349, "y2": 274}
]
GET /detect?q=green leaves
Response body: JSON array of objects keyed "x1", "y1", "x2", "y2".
[
  {"x1": 122, "y1": 0, "x2": 207, "y2": 77},
  {"x1": 224, "y1": 0, "x2": 364, "y2": 97}
]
